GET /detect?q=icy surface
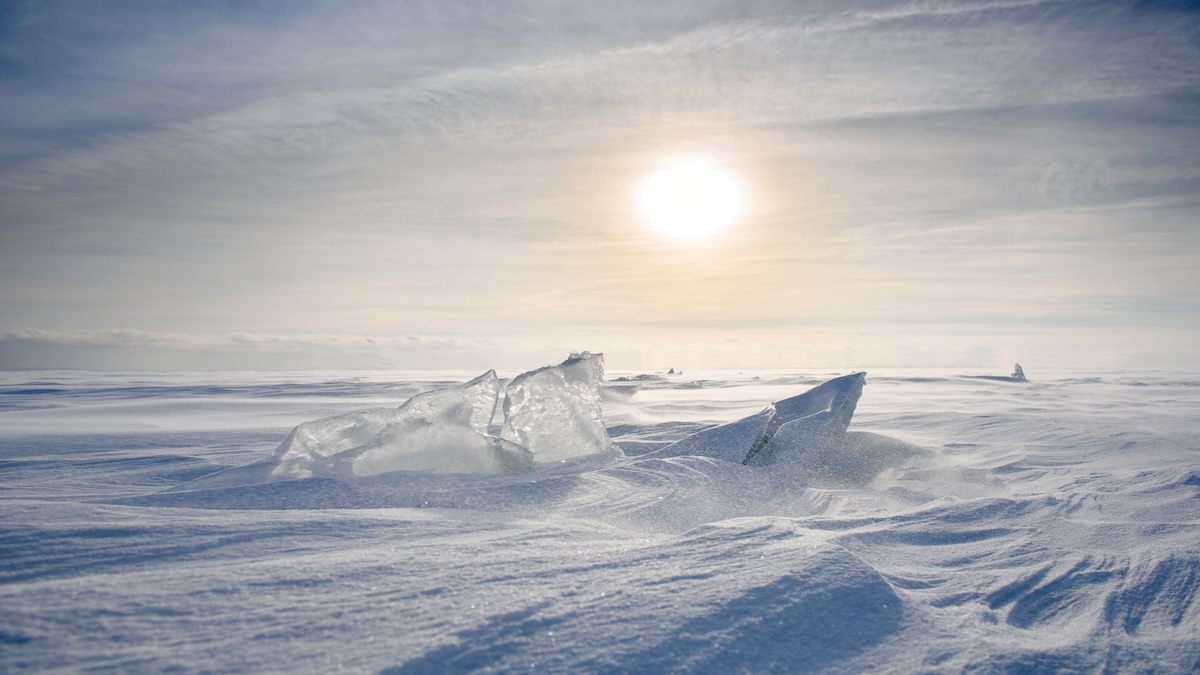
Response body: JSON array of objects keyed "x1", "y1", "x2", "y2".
[
  {"x1": 647, "y1": 406, "x2": 774, "y2": 463},
  {"x1": 2, "y1": 368, "x2": 1200, "y2": 673},
  {"x1": 645, "y1": 372, "x2": 864, "y2": 469},
  {"x1": 351, "y1": 423, "x2": 531, "y2": 476},
  {"x1": 265, "y1": 369, "x2": 520, "y2": 479},
  {"x1": 501, "y1": 351, "x2": 611, "y2": 463},
  {"x1": 753, "y1": 371, "x2": 865, "y2": 468},
  {"x1": 243, "y1": 354, "x2": 612, "y2": 481}
]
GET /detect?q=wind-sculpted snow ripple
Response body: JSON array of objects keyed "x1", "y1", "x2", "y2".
[
  {"x1": 1108, "y1": 553, "x2": 1200, "y2": 635},
  {"x1": 380, "y1": 518, "x2": 904, "y2": 675},
  {"x1": 3, "y1": 367, "x2": 1200, "y2": 673}
]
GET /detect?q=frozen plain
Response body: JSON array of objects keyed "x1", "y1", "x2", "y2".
[{"x1": 1, "y1": 365, "x2": 1199, "y2": 673}]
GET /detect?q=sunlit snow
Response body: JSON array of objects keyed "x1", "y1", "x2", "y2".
[{"x1": 2, "y1": 362, "x2": 1199, "y2": 673}]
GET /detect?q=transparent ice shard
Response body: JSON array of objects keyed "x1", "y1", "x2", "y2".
[
  {"x1": 746, "y1": 372, "x2": 865, "y2": 466},
  {"x1": 501, "y1": 351, "x2": 612, "y2": 463},
  {"x1": 393, "y1": 369, "x2": 500, "y2": 433},
  {"x1": 351, "y1": 424, "x2": 531, "y2": 476},
  {"x1": 270, "y1": 370, "x2": 519, "y2": 478},
  {"x1": 647, "y1": 372, "x2": 866, "y2": 467},
  {"x1": 221, "y1": 353, "x2": 615, "y2": 483},
  {"x1": 272, "y1": 407, "x2": 407, "y2": 479},
  {"x1": 645, "y1": 408, "x2": 774, "y2": 464}
]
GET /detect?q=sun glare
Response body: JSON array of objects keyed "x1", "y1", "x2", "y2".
[{"x1": 639, "y1": 160, "x2": 741, "y2": 239}]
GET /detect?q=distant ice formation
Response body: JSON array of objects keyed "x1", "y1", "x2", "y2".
[
  {"x1": 646, "y1": 372, "x2": 865, "y2": 468},
  {"x1": 968, "y1": 363, "x2": 1030, "y2": 383}
]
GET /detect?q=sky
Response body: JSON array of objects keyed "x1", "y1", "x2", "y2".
[{"x1": 1, "y1": 0, "x2": 1198, "y2": 372}]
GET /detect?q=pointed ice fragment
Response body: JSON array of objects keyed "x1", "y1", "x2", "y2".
[
  {"x1": 644, "y1": 373, "x2": 866, "y2": 467},
  {"x1": 501, "y1": 352, "x2": 611, "y2": 463},
  {"x1": 396, "y1": 369, "x2": 501, "y2": 433},
  {"x1": 646, "y1": 408, "x2": 775, "y2": 464},
  {"x1": 748, "y1": 372, "x2": 866, "y2": 466}
]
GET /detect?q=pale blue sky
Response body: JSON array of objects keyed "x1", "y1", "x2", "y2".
[{"x1": 1, "y1": 0, "x2": 1197, "y2": 370}]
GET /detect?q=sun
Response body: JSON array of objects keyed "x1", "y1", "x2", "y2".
[{"x1": 639, "y1": 160, "x2": 741, "y2": 239}]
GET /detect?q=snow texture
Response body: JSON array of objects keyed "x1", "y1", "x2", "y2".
[{"x1": 2, "y1": 367, "x2": 1200, "y2": 673}]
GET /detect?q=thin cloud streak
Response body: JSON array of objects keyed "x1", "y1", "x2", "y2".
[
  {"x1": 0, "y1": 0, "x2": 1197, "y2": 369},
  {"x1": 7, "y1": 0, "x2": 1198, "y2": 186}
]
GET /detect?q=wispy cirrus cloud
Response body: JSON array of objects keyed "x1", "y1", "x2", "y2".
[
  {"x1": 0, "y1": 0, "x2": 1197, "y2": 369},
  {"x1": 6, "y1": 0, "x2": 1197, "y2": 182}
]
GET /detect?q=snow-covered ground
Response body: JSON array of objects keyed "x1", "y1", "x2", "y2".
[{"x1": 2, "y1": 368, "x2": 1199, "y2": 673}]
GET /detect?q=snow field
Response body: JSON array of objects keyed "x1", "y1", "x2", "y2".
[{"x1": 1, "y1": 368, "x2": 1198, "y2": 672}]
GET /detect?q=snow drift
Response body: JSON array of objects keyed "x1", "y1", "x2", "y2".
[{"x1": 5, "y1": 368, "x2": 1199, "y2": 673}]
